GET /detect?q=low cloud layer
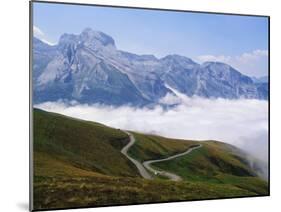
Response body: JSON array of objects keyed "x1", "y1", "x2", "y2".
[{"x1": 35, "y1": 96, "x2": 268, "y2": 166}]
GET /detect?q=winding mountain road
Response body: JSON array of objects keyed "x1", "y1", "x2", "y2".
[
  {"x1": 121, "y1": 131, "x2": 202, "y2": 181},
  {"x1": 121, "y1": 131, "x2": 152, "y2": 179},
  {"x1": 143, "y1": 144, "x2": 202, "y2": 181}
]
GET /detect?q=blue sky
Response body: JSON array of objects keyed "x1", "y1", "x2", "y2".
[{"x1": 33, "y1": 2, "x2": 269, "y2": 77}]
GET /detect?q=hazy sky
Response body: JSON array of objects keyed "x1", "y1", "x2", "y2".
[{"x1": 33, "y1": 2, "x2": 269, "y2": 77}]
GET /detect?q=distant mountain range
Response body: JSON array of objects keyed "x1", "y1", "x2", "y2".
[{"x1": 33, "y1": 28, "x2": 268, "y2": 106}]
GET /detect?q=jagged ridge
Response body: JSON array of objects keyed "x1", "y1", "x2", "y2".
[{"x1": 33, "y1": 28, "x2": 268, "y2": 105}]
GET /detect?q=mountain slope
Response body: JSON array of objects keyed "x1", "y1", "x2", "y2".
[
  {"x1": 153, "y1": 143, "x2": 268, "y2": 194},
  {"x1": 127, "y1": 133, "x2": 267, "y2": 187},
  {"x1": 33, "y1": 28, "x2": 268, "y2": 105},
  {"x1": 33, "y1": 109, "x2": 268, "y2": 210},
  {"x1": 34, "y1": 108, "x2": 139, "y2": 177}
]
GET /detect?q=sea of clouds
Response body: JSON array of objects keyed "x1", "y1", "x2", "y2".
[{"x1": 35, "y1": 95, "x2": 268, "y2": 178}]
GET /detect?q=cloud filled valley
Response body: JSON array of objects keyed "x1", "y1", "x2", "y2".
[{"x1": 35, "y1": 95, "x2": 268, "y2": 178}]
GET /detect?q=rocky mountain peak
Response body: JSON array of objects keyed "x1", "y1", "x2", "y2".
[
  {"x1": 80, "y1": 28, "x2": 115, "y2": 47},
  {"x1": 58, "y1": 28, "x2": 116, "y2": 49},
  {"x1": 33, "y1": 29, "x2": 268, "y2": 105}
]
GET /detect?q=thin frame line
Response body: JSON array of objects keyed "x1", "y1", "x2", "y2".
[
  {"x1": 29, "y1": 1, "x2": 34, "y2": 211},
  {"x1": 31, "y1": 0, "x2": 269, "y2": 18}
]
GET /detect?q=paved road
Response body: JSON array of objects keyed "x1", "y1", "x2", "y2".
[
  {"x1": 143, "y1": 144, "x2": 202, "y2": 181},
  {"x1": 121, "y1": 131, "x2": 202, "y2": 181},
  {"x1": 121, "y1": 131, "x2": 152, "y2": 179}
]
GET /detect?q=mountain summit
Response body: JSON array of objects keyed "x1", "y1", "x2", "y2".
[
  {"x1": 33, "y1": 28, "x2": 268, "y2": 105},
  {"x1": 58, "y1": 28, "x2": 115, "y2": 47}
]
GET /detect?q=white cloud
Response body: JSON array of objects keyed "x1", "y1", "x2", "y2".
[
  {"x1": 35, "y1": 97, "x2": 268, "y2": 179},
  {"x1": 35, "y1": 97, "x2": 268, "y2": 164},
  {"x1": 158, "y1": 93, "x2": 182, "y2": 105},
  {"x1": 197, "y1": 49, "x2": 268, "y2": 77},
  {"x1": 197, "y1": 55, "x2": 232, "y2": 63},
  {"x1": 33, "y1": 25, "x2": 56, "y2": 46}
]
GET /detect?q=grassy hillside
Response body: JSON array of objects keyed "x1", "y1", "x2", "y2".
[
  {"x1": 33, "y1": 109, "x2": 268, "y2": 210},
  {"x1": 33, "y1": 151, "x2": 258, "y2": 210},
  {"x1": 127, "y1": 133, "x2": 268, "y2": 194},
  {"x1": 128, "y1": 133, "x2": 252, "y2": 176},
  {"x1": 34, "y1": 173, "x2": 258, "y2": 210},
  {"x1": 128, "y1": 132, "x2": 198, "y2": 162},
  {"x1": 149, "y1": 140, "x2": 255, "y2": 179},
  {"x1": 34, "y1": 108, "x2": 139, "y2": 177}
]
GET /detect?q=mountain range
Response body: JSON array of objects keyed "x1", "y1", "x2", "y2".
[{"x1": 33, "y1": 28, "x2": 268, "y2": 106}]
